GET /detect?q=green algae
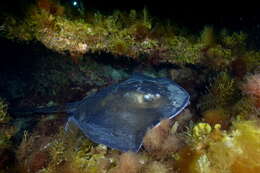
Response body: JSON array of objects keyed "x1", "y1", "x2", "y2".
[{"x1": 3, "y1": 1, "x2": 259, "y2": 71}]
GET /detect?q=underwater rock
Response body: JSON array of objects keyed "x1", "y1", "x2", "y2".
[
  {"x1": 66, "y1": 74, "x2": 190, "y2": 152},
  {"x1": 169, "y1": 67, "x2": 194, "y2": 83},
  {"x1": 0, "y1": 149, "x2": 14, "y2": 170}
]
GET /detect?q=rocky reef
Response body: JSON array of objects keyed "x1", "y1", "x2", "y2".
[{"x1": 0, "y1": 0, "x2": 260, "y2": 172}]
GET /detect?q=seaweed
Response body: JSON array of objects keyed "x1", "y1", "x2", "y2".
[
  {"x1": 2, "y1": 3, "x2": 260, "y2": 173},
  {"x1": 199, "y1": 72, "x2": 239, "y2": 111},
  {"x1": 0, "y1": 98, "x2": 10, "y2": 124}
]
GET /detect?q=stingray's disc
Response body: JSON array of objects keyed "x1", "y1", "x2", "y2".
[{"x1": 66, "y1": 74, "x2": 190, "y2": 152}]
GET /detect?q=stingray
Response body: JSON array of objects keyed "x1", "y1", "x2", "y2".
[{"x1": 14, "y1": 73, "x2": 190, "y2": 152}]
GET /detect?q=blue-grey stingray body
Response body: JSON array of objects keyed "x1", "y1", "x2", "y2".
[
  {"x1": 66, "y1": 74, "x2": 190, "y2": 152},
  {"x1": 13, "y1": 74, "x2": 190, "y2": 152}
]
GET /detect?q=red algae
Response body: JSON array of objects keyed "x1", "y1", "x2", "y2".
[
  {"x1": 143, "y1": 119, "x2": 183, "y2": 158},
  {"x1": 242, "y1": 74, "x2": 260, "y2": 108}
]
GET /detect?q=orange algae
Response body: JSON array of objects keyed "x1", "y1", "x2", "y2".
[
  {"x1": 229, "y1": 121, "x2": 260, "y2": 173},
  {"x1": 173, "y1": 145, "x2": 202, "y2": 173},
  {"x1": 232, "y1": 121, "x2": 260, "y2": 164},
  {"x1": 231, "y1": 158, "x2": 260, "y2": 173}
]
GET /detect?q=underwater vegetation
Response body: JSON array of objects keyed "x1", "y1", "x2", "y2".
[
  {"x1": 0, "y1": 98, "x2": 17, "y2": 172},
  {"x1": 8, "y1": 109, "x2": 260, "y2": 173},
  {"x1": 242, "y1": 73, "x2": 260, "y2": 108},
  {"x1": 0, "y1": 99, "x2": 16, "y2": 150},
  {"x1": 1, "y1": 1, "x2": 260, "y2": 173},
  {"x1": 0, "y1": 61, "x2": 260, "y2": 173},
  {"x1": 2, "y1": 0, "x2": 259, "y2": 69},
  {"x1": 173, "y1": 119, "x2": 260, "y2": 173},
  {"x1": 13, "y1": 69, "x2": 257, "y2": 173},
  {"x1": 198, "y1": 71, "x2": 239, "y2": 111},
  {"x1": 143, "y1": 119, "x2": 184, "y2": 158},
  {"x1": 0, "y1": 98, "x2": 10, "y2": 124}
]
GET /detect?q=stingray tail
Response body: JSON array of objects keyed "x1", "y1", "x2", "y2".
[{"x1": 10, "y1": 101, "x2": 81, "y2": 117}]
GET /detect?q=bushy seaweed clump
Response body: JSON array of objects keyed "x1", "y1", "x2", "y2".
[
  {"x1": 15, "y1": 117, "x2": 184, "y2": 173},
  {"x1": 199, "y1": 72, "x2": 239, "y2": 111},
  {"x1": 0, "y1": 98, "x2": 17, "y2": 173},
  {"x1": 143, "y1": 119, "x2": 184, "y2": 158},
  {"x1": 0, "y1": 98, "x2": 15, "y2": 150},
  {"x1": 174, "y1": 120, "x2": 260, "y2": 173},
  {"x1": 2, "y1": 0, "x2": 260, "y2": 69},
  {"x1": 16, "y1": 120, "x2": 115, "y2": 173}
]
